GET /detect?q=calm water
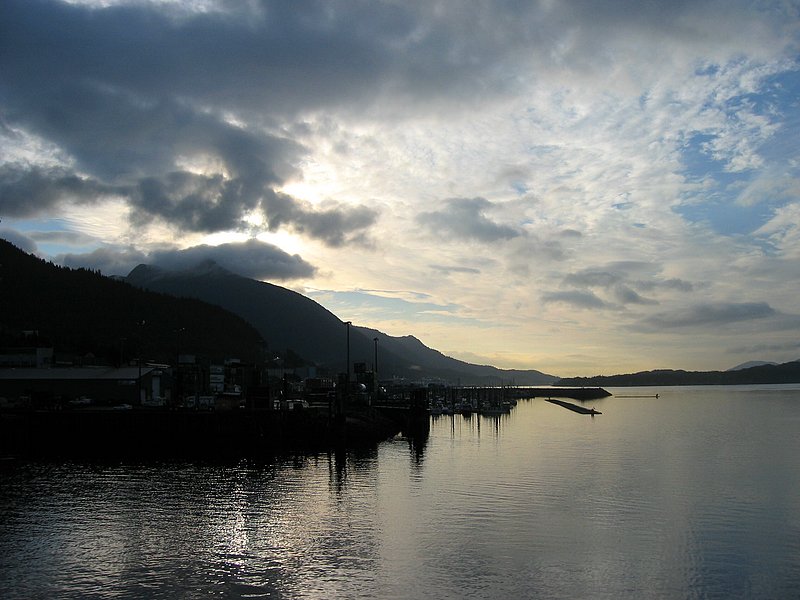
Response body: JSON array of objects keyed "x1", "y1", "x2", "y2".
[{"x1": 2, "y1": 385, "x2": 800, "y2": 599}]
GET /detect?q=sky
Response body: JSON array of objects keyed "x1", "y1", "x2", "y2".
[{"x1": 2, "y1": 0, "x2": 800, "y2": 377}]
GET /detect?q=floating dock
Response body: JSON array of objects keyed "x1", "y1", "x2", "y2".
[{"x1": 545, "y1": 398, "x2": 602, "y2": 415}]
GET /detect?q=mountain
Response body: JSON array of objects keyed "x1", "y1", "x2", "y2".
[
  {"x1": 126, "y1": 262, "x2": 556, "y2": 385},
  {"x1": 556, "y1": 361, "x2": 800, "y2": 387},
  {"x1": 356, "y1": 325, "x2": 555, "y2": 385},
  {"x1": 727, "y1": 360, "x2": 778, "y2": 371},
  {"x1": 0, "y1": 239, "x2": 264, "y2": 365}
]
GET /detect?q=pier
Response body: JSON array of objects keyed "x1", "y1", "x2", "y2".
[{"x1": 502, "y1": 387, "x2": 611, "y2": 401}]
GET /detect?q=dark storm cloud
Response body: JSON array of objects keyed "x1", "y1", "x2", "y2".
[
  {"x1": 0, "y1": 84, "x2": 302, "y2": 232},
  {"x1": 0, "y1": 0, "x2": 510, "y2": 132},
  {"x1": 57, "y1": 239, "x2": 316, "y2": 280},
  {"x1": 0, "y1": 0, "x2": 381, "y2": 243},
  {"x1": 2, "y1": 0, "x2": 790, "y2": 246},
  {"x1": 417, "y1": 197, "x2": 521, "y2": 243},
  {"x1": 0, "y1": 0, "x2": 414, "y2": 118},
  {"x1": 643, "y1": 302, "x2": 776, "y2": 328},
  {"x1": 262, "y1": 191, "x2": 378, "y2": 247},
  {"x1": 0, "y1": 164, "x2": 122, "y2": 217},
  {"x1": 1, "y1": 0, "x2": 760, "y2": 118}
]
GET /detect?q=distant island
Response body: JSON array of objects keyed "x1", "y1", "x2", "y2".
[{"x1": 556, "y1": 360, "x2": 800, "y2": 387}]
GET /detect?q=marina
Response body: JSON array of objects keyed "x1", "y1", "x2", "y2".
[{"x1": 0, "y1": 379, "x2": 610, "y2": 456}]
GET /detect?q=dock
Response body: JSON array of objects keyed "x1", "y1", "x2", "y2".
[
  {"x1": 545, "y1": 398, "x2": 602, "y2": 415},
  {"x1": 504, "y1": 387, "x2": 611, "y2": 401},
  {"x1": 0, "y1": 405, "x2": 415, "y2": 457}
]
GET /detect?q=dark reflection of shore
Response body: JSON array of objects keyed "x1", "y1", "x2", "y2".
[
  {"x1": 429, "y1": 411, "x2": 510, "y2": 442},
  {"x1": 327, "y1": 445, "x2": 380, "y2": 495},
  {"x1": 405, "y1": 419, "x2": 430, "y2": 466}
]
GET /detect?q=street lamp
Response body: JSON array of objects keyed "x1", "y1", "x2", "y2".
[
  {"x1": 137, "y1": 320, "x2": 146, "y2": 405},
  {"x1": 373, "y1": 337, "x2": 378, "y2": 374}
]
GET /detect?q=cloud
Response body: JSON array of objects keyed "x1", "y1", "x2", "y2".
[
  {"x1": 559, "y1": 264, "x2": 663, "y2": 306},
  {"x1": 417, "y1": 197, "x2": 521, "y2": 243},
  {"x1": 642, "y1": 301, "x2": 776, "y2": 328},
  {"x1": 3, "y1": 0, "x2": 793, "y2": 121},
  {"x1": 0, "y1": 1, "x2": 381, "y2": 245},
  {"x1": 613, "y1": 284, "x2": 658, "y2": 306},
  {"x1": 563, "y1": 269, "x2": 622, "y2": 289},
  {"x1": 636, "y1": 278, "x2": 695, "y2": 293},
  {"x1": 429, "y1": 264, "x2": 481, "y2": 275},
  {"x1": 727, "y1": 341, "x2": 800, "y2": 356},
  {"x1": 541, "y1": 290, "x2": 610, "y2": 310},
  {"x1": 58, "y1": 245, "x2": 148, "y2": 275},
  {"x1": 149, "y1": 239, "x2": 317, "y2": 280},
  {"x1": 263, "y1": 191, "x2": 378, "y2": 247},
  {"x1": 28, "y1": 230, "x2": 100, "y2": 246},
  {"x1": 57, "y1": 239, "x2": 316, "y2": 280},
  {"x1": 0, "y1": 164, "x2": 121, "y2": 217},
  {"x1": 0, "y1": 230, "x2": 38, "y2": 253}
]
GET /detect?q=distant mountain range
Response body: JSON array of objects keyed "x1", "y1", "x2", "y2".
[
  {"x1": 726, "y1": 360, "x2": 778, "y2": 371},
  {"x1": 125, "y1": 260, "x2": 557, "y2": 385},
  {"x1": 4, "y1": 238, "x2": 794, "y2": 386},
  {"x1": 556, "y1": 360, "x2": 800, "y2": 387}
]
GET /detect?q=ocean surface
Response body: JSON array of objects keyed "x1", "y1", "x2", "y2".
[{"x1": 2, "y1": 384, "x2": 799, "y2": 599}]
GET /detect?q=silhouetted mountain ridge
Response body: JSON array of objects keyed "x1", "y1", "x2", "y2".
[
  {"x1": 0, "y1": 239, "x2": 263, "y2": 364},
  {"x1": 556, "y1": 361, "x2": 800, "y2": 386},
  {"x1": 126, "y1": 261, "x2": 557, "y2": 385},
  {"x1": 356, "y1": 325, "x2": 554, "y2": 385},
  {"x1": 727, "y1": 360, "x2": 778, "y2": 371}
]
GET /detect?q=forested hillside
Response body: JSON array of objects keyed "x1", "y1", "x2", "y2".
[{"x1": 0, "y1": 239, "x2": 263, "y2": 365}]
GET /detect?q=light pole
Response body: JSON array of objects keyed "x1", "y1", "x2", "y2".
[
  {"x1": 372, "y1": 337, "x2": 379, "y2": 406},
  {"x1": 273, "y1": 355, "x2": 285, "y2": 406},
  {"x1": 345, "y1": 321, "x2": 352, "y2": 381},
  {"x1": 342, "y1": 321, "x2": 352, "y2": 414},
  {"x1": 137, "y1": 320, "x2": 145, "y2": 405},
  {"x1": 174, "y1": 327, "x2": 185, "y2": 407}
]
